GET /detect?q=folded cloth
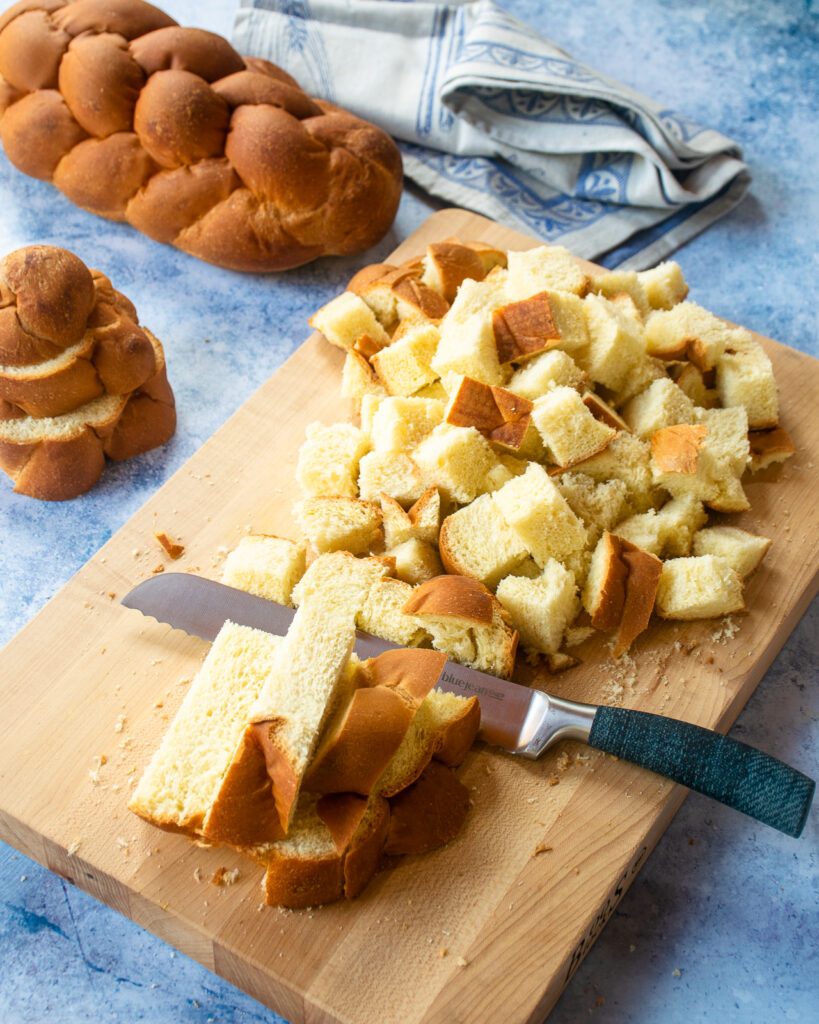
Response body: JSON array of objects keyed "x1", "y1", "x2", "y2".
[{"x1": 233, "y1": 0, "x2": 750, "y2": 268}]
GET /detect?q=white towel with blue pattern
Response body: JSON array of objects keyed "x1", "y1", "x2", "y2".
[{"x1": 232, "y1": 0, "x2": 749, "y2": 268}]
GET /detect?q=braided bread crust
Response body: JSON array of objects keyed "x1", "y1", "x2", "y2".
[
  {"x1": 0, "y1": 244, "x2": 158, "y2": 417},
  {"x1": 0, "y1": 0, "x2": 403, "y2": 272}
]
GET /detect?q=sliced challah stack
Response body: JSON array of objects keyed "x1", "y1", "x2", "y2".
[
  {"x1": 298, "y1": 238, "x2": 791, "y2": 668},
  {"x1": 130, "y1": 564, "x2": 479, "y2": 908},
  {"x1": 0, "y1": 0, "x2": 401, "y2": 272},
  {"x1": 0, "y1": 244, "x2": 175, "y2": 499}
]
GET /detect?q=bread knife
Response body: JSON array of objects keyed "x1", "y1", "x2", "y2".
[{"x1": 122, "y1": 573, "x2": 815, "y2": 837}]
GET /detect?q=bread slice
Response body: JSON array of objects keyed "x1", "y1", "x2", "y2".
[
  {"x1": 622, "y1": 377, "x2": 696, "y2": 438},
  {"x1": 403, "y1": 575, "x2": 518, "y2": 678},
  {"x1": 310, "y1": 291, "x2": 390, "y2": 352},
  {"x1": 222, "y1": 534, "x2": 306, "y2": 606},
  {"x1": 388, "y1": 537, "x2": 444, "y2": 585},
  {"x1": 495, "y1": 559, "x2": 579, "y2": 655},
  {"x1": 357, "y1": 450, "x2": 425, "y2": 504},
  {"x1": 129, "y1": 622, "x2": 282, "y2": 836},
  {"x1": 636, "y1": 261, "x2": 689, "y2": 310},
  {"x1": 492, "y1": 462, "x2": 587, "y2": 568},
  {"x1": 205, "y1": 577, "x2": 361, "y2": 842},
  {"x1": 691, "y1": 525, "x2": 771, "y2": 577},
  {"x1": 655, "y1": 555, "x2": 744, "y2": 620},
  {"x1": 369, "y1": 395, "x2": 445, "y2": 453},
  {"x1": 371, "y1": 323, "x2": 440, "y2": 396},
  {"x1": 294, "y1": 496, "x2": 382, "y2": 555},
  {"x1": 715, "y1": 337, "x2": 779, "y2": 429},
  {"x1": 492, "y1": 290, "x2": 589, "y2": 363},
  {"x1": 439, "y1": 492, "x2": 529, "y2": 587},
  {"x1": 582, "y1": 533, "x2": 662, "y2": 656},
  {"x1": 579, "y1": 293, "x2": 646, "y2": 391},
  {"x1": 531, "y1": 385, "x2": 616, "y2": 467},
  {"x1": 506, "y1": 245, "x2": 590, "y2": 299},
  {"x1": 506, "y1": 349, "x2": 586, "y2": 400},
  {"x1": 296, "y1": 421, "x2": 370, "y2": 498},
  {"x1": 358, "y1": 577, "x2": 428, "y2": 646},
  {"x1": 413, "y1": 423, "x2": 501, "y2": 504},
  {"x1": 384, "y1": 761, "x2": 470, "y2": 855}
]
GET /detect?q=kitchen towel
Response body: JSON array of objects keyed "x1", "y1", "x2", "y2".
[{"x1": 232, "y1": 0, "x2": 750, "y2": 269}]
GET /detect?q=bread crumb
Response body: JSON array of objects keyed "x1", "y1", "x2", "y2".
[
  {"x1": 131, "y1": 548, "x2": 142, "y2": 558},
  {"x1": 155, "y1": 531, "x2": 185, "y2": 559},
  {"x1": 88, "y1": 754, "x2": 107, "y2": 784},
  {"x1": 151, "y1": 564, "x2": 165, "y2": 574},
  {"x1": 672, "y1": 967, "x2": 682, "y2": 977},
  {"x1": 595, "y1": 996, "x2": 606, "y2": 1007},
  {"x1": 114, "y1": 714, "x2": 126, "y2": 734},
  {"x1": 711, "y1": 615, "x2": 740, "y2": 644},
  {"x1": 456, "y1": 956, "x2": 468, "y2": 968},
  {"x1": 193, "y1": 867, "x2": 203, "y2": 883},
  {"x1": 211, "y1": 866, "x2": 240, "y2": 887},
  {"x1": 547, "y1": 775, "x2": 560, "y2": 786},
  {"x1": 438, "y1": 947, "x2": 448, "y2": 958},
  {"x1": 66, "y1": 840, "x2": 81, "y2": 857},
  {"x1": 534, "y1": 842, "x2": 553, "y2": 855}
]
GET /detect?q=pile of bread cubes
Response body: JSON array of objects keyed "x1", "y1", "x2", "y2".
[{"x1": 226, "y1": 239, "x2": 794, "y2": 677}]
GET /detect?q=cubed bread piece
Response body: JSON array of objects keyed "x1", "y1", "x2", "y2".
[
  {"x1": 582, "y1": 392, "x2": 630, "y2": 431},
  {"x1": 506, "y1": 349, "x2": 587, "y2": 400},
  {"x1": 531, "y1": 386, "x2": 616, "y2": 467},
  {"x1": 310, "y1": 292, "x2": 391, "y2": 351},
  {"x1": 292, "y1": 552, "x2": 392, "y2": 616},
  {"x1": 391, "y1": 272, "x2": 450, "y2": 324},
  {"x1": 492, "y1": 462, "x2": 587, "y2": 567},
  {"x1": 389, "y1": 538, "x2": 444, "y2": 585},
  {"x1": 671, "y1": 362, "x2": 717, "y2": 408},
  {"x1": 414, "y1": 380, "x2": 449, "y2": 402},
  {"x1": 222, "y1": 535, "x2": 307, "y2": 606},
  {"x1": 444, "y1": 273, "x2": 510, "y2": 325},
  {"x1": 492, "y1": 290, "x2": 589, "y2": 363},
  {"x1": 431, "y1": 311, "x2": 504, "y2": 384},
  {"x1": 636, "y1": 261, "x2": 689, "y2": 310},
  {"x1": 370, "y1": 396, "x2": 445, "y2": 453},
  {"x1": 695, "y1": 406, "x2": 750, "y2": 477},
  {"x1": 715, "y1": 338, "x2": 779, "y2": 428},
  {"x1": 496, "y1": 559, "x2": 579, "y2": 655},
  {"x1": 404, "y1": 575, "x2": 518, "y2": 678},
  {"x1": 295, "y1": 497, "x2": 382, "y2": 555},
  {"x1": 341, "y1": 350, "x2": 387, "y2": 401},
  {"x1": 610, "y1": 356, "x2": 667, "y2": 408},
  {"x1": 444, "y1": 375, "x2": 535, "y2": 454},
  {"x1": 571, "y1": 432, "x2": 655, "y2": 511},
  {"x1": 580, "y1": 293, "x2": 647, "y2": 391},
  {"x1": 645, "y1": 302, "x2": 748, "y2": 372},
  {"x1": 614, "y1": 494, "x2": 707, "y2": 557},
  {"x1": 582, "y1": 532, "x2": 662, "y2": 656},
  {"x1": 296, "y1": 422, "x2": 370, "y2": 499},
  {"x1": 556, "y1": 472, "x2": 630, "y2": 546},
  {"x1": 465, "y1": 240, "x2": 507, "y2": 274},
  {"x1": 371, "y1": 324, "x2": 440, "y2": 396},
  {"x1": 359, "y1": 394, "x2": 383, "y2": 437},
  {"x1": 413, "y1": 423, "x2": 502, "y2": 504},
  {"x1": 357, "y1": 578, "x2": 428, "y2": 646},
  {"x1": 358, "y1": 451, "x2": 425, "y2": 504},
  {"x1": 589, "y1": 270, "x2": 651, "y2": 320},
  {"x1": 380, "y1": 487, "x2": 441, "y2": 548},
  {"x1": 421, "y1": 241, "x2": 487, "y2": 302},
  {"x1": 622, "y1": 378, "x2": 697, "y2": 438},
  {"x1": 692, "y1": 526, "x2": 771, "y2": 577},
  {"x1": 439, "y1": 493, "x2": 530, "y2": 587},
  {"x1": 655, "y1": 556, "x2": 744, "y2": 620},
  {"x1": 748, "y1": 426, "x2": 796, "y2": 472},
  {"x1": 506, "y1": 245, "x2": 590, "y2": 300}
]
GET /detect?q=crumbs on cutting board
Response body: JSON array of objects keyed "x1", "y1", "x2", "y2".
[{"x1": 155, "y1": 531, "x2": 185, "y2": 559}]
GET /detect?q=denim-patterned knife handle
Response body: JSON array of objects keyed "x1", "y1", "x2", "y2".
[{"x1": 588, "y1": 706, "x2": 815, "y2": 837}]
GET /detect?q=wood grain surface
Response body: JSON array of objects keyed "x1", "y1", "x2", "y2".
[{"x1": 0, "y1": 209, "x2": 817, "y2": 1024}]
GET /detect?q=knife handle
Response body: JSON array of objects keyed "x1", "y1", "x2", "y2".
[{"x1": 588, "y1": 706, "x2": 815, "y2": 838}]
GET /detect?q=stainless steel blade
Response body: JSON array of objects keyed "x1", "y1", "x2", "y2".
[{"x1": 121, "y1": 573, "x2": 596, "y2": 755}]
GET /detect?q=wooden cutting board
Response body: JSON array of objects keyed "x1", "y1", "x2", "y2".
[{"x1": 1, "y1": 209, "x2": 817, "y2": 1024}]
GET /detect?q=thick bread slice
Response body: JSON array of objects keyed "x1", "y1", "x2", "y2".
[
  {"x1": 128, "y1": 622, "x2": 282, "y2": 836},
  {"x1": 257, "y1": 792, "x2": 390, "y2": 908},
  {"x1": 439, "y1": 492, "x2": 529, "y2": 587},
  {"x1": 403, "y1": 575, "x2": 518, "y2": 678},
  {"x1": 582, "y1": 533, "x2": 662, "y2": 656},
  {"x1": 304, "y1": 649, "x2": 447, "y2": 796},
  {"x1": 0, "y1": 333, "x2": 102, "y2": 417},
  {"x1": 222, "y1": 534, "x2": 306, "y2": 606},
  {"x1": 204, "y1": 583, "x2": 360, "y2": 840},
  {"x1": 384, "y1": 761, "x2": 470, "y2": 855}
]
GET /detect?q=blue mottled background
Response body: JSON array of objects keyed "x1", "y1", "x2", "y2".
[{"x1": 0, "y1": 1, "x2": 817, "y2": 1022}]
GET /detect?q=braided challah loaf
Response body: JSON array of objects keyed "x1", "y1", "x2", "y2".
[
  {"x1": 0, "y1": 244, "x2": 175, "y2": 499},
  {"x1": 0, "y1": 0, "x2": 403, "y2": 272}
]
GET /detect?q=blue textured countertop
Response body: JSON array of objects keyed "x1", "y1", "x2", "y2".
[{"x1": 1, "y1": 2, "x2": 816, "y2": 1022}]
